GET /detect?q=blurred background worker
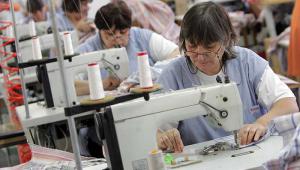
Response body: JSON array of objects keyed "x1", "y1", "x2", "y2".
[
  {"x1": 26, "y1": 0, "x2": 48, "y2": 23},
  {"x1": 56, "y1": 0, "x2": 94, "y2": 34}
]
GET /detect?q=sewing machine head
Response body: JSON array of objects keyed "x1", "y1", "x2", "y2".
[
  {"x1": 45, "y1": 47, "x2": 129, "y2": 107},
  {"x1": 98, "y1": 82, "x2": 244, "y2": 169}
]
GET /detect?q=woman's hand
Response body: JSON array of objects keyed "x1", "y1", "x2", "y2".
[
  {"x1": 102, "y1": 76, "x2": 121, "y2": 90},
  {"x1": 238, "y1": 122, "x2": 267, "y2": 145},
  {"x1": 156, "y1": 128, "x2": 184, "y2": 153},
  {"x1": 76, "y1": 19, "x2": 95, "y2": 33}
]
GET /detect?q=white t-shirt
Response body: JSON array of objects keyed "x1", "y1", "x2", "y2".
[{"x1": 149, "y1": 32, "x2": 178, "y2": 61}]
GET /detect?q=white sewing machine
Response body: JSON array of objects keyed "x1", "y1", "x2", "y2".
[
  {"x1": 44, "y1": 47, "x2": 129, "y2": 107},
  {"x1": 98, "y1": 82, "x2": 244, "y2": 170}
]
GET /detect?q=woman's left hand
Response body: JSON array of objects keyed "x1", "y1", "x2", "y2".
[
  {"x1": 76, "y1": 20, "x2": 95, "y2": 33},
  {"x1": 238, "y1": 122, "x2": 267, "y2": 145}
]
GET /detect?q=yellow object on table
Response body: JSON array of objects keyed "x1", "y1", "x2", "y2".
[
  {"x1": 130, "y1": 84, "x2": 161, "y2": 94},
  {"x1": 80, "y1": 95, "x2": 115, "y2": 106}
]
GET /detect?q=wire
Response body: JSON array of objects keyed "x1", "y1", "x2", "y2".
[
  {"x1": 198, "y1": 100, "x2": 225, "y2": 114},
  {"x1": 58, "y1": 126, "x2": 69, "y2": 151}
]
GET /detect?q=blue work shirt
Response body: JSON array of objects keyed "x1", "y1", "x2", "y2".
[{"x1": 158, "y1": 46, "x2": 268, "y2": 145}]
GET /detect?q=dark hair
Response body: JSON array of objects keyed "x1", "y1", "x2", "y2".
[
  {"x1": 62, "y1": 0, "x2": 88, "y2": 13},
  {"x1": 26, "y1": 0, "x2": 44, "y2": 13},
  {"x1": 180, "y1": 2, "x2": 237, "y2": 63},
  {"x1": 94, "y1": 1, "x2": 132, "y2": 30}
]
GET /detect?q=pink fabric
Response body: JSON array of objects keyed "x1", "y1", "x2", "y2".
[{"x1": 113, "y1": 0, "x2": 180, "y2": 44}]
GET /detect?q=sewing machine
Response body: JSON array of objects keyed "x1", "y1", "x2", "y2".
[
  {"x1": 19, "y1": 31, "x2": 79, "y2": 62},
  {"x1": 44, "y1": 47, "x2": 129, "y2": 107},
  {"x1": 97, "y1": 82, "x2": 244, "y2": 170}
]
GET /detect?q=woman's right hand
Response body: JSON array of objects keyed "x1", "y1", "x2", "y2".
[
  {"x1": 156, "y1": 128, "x2": 184, "y2": 153},
  {"x1": 102, "y1": 76, "x2": 121, "y2": 90}
]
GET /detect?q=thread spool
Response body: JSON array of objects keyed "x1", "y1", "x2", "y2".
[
  {"x1": 137, "y1": 51, "x2": 153, "y2": 88},
  {"x1": 31, "y1": 36, "x2": 42, "y2": 60},
  {"x1": 87, "y1": 63, "x2": 105, "y2": 100},
  {"x1": 63, "y1": 32, "x2": 74, "y2": 56},
  {"x1": 148, "y1": 149, "x2": 166, "y2": 170},
  {"x1": 29, "y1": 20, "x2": 36, "y2": 37}
]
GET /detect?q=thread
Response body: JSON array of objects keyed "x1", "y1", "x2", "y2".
[
  {"x1": 148, "y1": 149, "x2": 166, "y2": 170},
  {"x1": 29, "y1": 20, "x2": 36, "y2": 37},
  {"x1": 137, "y1": 51, "x2": 153, "y2": 88},
  {"x1": 87, "y1": 63, "x2": 105, "y2": 100},
  {"x1": 63, "y1": 32, "x2": 74, "y2": 56},
  {"x1": 31, "y1": 36, "x2": 42, "y2": 60}
]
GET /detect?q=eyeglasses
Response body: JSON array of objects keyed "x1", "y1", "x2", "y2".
[{"x1": 184, "y1": 45, "x2": 222, "y2": 60}]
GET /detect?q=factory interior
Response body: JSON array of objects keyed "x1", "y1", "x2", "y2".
[{"x1": 0, "y1": 0, "x2": 299, "y2": 169}]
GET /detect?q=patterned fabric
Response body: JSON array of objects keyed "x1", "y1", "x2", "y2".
[{"x1": 264, "y1": 112, "x2": 300, "y2": 170}]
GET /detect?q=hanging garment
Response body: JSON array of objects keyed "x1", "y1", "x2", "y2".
[{"x1": 287, "y1": 1, "x2": 300, "y2": 76}]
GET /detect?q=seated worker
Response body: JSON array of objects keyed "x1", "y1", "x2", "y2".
[
  {"x1": 26, "y1": 0, "x2": 48, "y2": 22},
  {"x1": 75, "y1": 0, "x2": 180, "y2": 95},
  {"x1": 55, "y1": 0, "x2": 93, "y2": 33},
  {"x1": 156, "y1": 2, "x2": 299, "y2": 153},
  {"x1": 76, "y1": 1, "x2": 179, "y2": 157}
]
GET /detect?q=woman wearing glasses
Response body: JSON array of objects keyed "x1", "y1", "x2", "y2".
[
  {"x1": 156, "y1": 2, "x2": 299, "y2": 153},
  {"x1": 75, "y1": 1, "x2": 179, "y2": 94}
]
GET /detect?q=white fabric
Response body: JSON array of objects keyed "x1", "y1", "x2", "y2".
[
  {"x1": 257, "y1": 65, "x2": 295, "y2": 110},
  {"x1": 196, "y1": 70, "x2": 225, "y2": 85},
  {"x1": 149, "y1": 32, "x2": 178, "y2": 62}
]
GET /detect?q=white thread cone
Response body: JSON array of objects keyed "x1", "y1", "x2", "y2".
[
  {"x1": 137, "y1": 51, "x2": 153, "y2": 88},
  {"x1": 29, "y1": 20, "x2": 36, "y2": 37},
  {"x1": 148, "y1": 150, "x2": 166, "y2": 170},
  {"x1": 31, "y1": 37, "x2": 42, "y2": 60},
  {"x1": 63, "y1": 32, "x2": 74, "y2": 56},
  {"x1": 87, "y1": 63, "x2": 105, "y2": 100}
]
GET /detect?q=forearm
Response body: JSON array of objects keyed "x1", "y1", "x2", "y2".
[
  {"x1": 75, "y1": 80, "x2": 90, "y2": 96},
  {"x1": 257, "y1": 97, "x2": 299, "y2": 126}
]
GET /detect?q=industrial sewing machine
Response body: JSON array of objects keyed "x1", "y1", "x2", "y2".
[
  {"x1": 97, "y1": 82, "x2": 244, "y2": 170},
  {"x1": 40, "y1": 47, "x2": 129, "y2": 107}
]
